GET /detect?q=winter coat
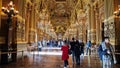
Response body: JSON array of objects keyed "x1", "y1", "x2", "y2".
[
  {"x1": 61, "y1": 45, "x2": 69, "y2": 60},
  {"x1": 70, "y1": 41, "x2": 76, "y2": 51},
  {"x1": 98, "y1": 42, "x2": 116, "y2": 64},
  {"x1": 74, "y1": 41, "x2": 80, "y2": 56}
]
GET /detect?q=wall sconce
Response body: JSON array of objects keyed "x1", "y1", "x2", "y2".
[
  {"x1": 2, "y1": 1, "x2": 18, "y2": 26},
  {"x1": 114, "y1": 5, "x2": 120, "y2": 16}
]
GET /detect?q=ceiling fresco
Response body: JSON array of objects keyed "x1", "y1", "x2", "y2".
[{"x1": 37, "y1": 0, "x2": 89, "y2": 36}]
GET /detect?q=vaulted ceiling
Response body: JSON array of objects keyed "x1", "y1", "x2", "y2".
[{"x1": 37, "y1": 0, "x2": 91, "y2": 36}]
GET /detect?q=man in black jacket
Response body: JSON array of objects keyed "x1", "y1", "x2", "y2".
[
  {"x1": 74, "y1": 40, "x2": 80, "y2": 65},
  {"x1": 70, "y1": 37, "x2": 76, "y2": 64}
]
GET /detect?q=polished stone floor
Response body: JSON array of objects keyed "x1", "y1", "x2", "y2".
[{"x1": 1, "y1": 47, "x2": 120, "y2": 68}]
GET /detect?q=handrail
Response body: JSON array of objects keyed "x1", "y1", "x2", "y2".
[{"x1": 0, "y1": 50, "x2": 24, "y2": 54}]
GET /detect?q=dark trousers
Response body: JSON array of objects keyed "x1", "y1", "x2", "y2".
[
  {"x1": 86, "y1": 47, "x2": 91, "y2": 55},
  {"x1": 64, "y1": 60, "x2": 68, "y2": 67},
  {"x1": 72, "y1": 51, "x2": 75, "y2": 63},
  {"x1": 75, "y1": 55, "x2": 80, "y2": 65}
]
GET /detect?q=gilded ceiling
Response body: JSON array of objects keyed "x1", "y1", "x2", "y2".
[{"x1": 37, "y1": 0, "x2": 90, "y2": 36}]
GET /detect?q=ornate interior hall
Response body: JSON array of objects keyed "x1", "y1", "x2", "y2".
[{"x1": 0, "y1": 0, "x2": 120, "y2": 68}]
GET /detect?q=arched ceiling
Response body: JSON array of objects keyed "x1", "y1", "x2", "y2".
[{"x1": 36, "y1": 0, "x2": 90, "y2": 36}]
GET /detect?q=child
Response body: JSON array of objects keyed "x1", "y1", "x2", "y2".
[{"x1": 61, "y1": 40, "x2": 69, "y2": 68}]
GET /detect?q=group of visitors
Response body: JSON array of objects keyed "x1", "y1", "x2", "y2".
[
  {"x1": 61, "y1": 37, "x2": 85, "y2": 68},
  {"x1": 61, "y1": 37, "x2": 117, "y2": 68},
  {"x1": 38, "y1": 39, "x2": 64, "y2": 48}
]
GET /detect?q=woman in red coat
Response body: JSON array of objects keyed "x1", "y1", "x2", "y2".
[{"x1": 61, "y1": 40, "x2": 69, "y2": 68}]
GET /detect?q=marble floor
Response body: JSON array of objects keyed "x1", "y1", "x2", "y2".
[{"x1": 0, "y1": 47, "x2": 120, "y2": 68}]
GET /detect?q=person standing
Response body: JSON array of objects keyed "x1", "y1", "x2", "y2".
[
  {"x1": 38, "y1": 41, "x2": 42, "y2": 51},
  {"x1": 98, "y1": 37, "x2": 116, "y2": 68},
  {"x1": 86, "y1": 40, "x2": 92, "y2": 55},
  {"x1": 74, "y1": 40, "x2": 81, "y2": 65},
  {"x1": 70, "y1": 37, "x2": 76, "y2": 64},
  {"x1": 61, "y1": 40, "x2": 69, "y2": 68}
]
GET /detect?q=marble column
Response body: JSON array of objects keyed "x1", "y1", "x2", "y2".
[
  {"x1": 95, "y1": 11, "x2": 100, "y2": 44},
  {"x1": 104, "y1": 0, "x2": 108, "y2": 20},
  {"x1": 78, "y1": 22, "x2": 82, "y2": 40},
  {"x1": 87, "y1": 5, "x2": 91, "y2": 41},
  {"x1": 29, "y1": 5, "x2": 33, "y2": 43},
  {"x1": 29, "y1": 4, "x2": 36, "y2": 43},
  {"x1": 31, "y1": 4, "x2": 34, "y2": 29},
  {"x1": 82, "y1": 19, "x2": 87, "y2": 43},
  {"x1": 90, "y1": 5, "x2": 96, "y2": 43},
  {"x1": 34, "y1": 11, "x2": 38, "y2": 43},
  {"x1": 25, "y1": 4, "x2": 31, "y2": 43},
  {"x1": 32, "y1": 3, "x2": 36, "y2": 43}
]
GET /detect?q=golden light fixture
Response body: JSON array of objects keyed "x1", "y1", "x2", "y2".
[
  {"x1": 114, "y1": 5, "x2": 120, "y2": 16},
  {"x1": 2, "y1": 1, "x2": 18, "y2": 26}
]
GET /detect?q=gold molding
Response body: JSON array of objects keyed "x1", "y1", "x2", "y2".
[{"x1": 17, "y1": 41, "x2": 27, "y2": 44}]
